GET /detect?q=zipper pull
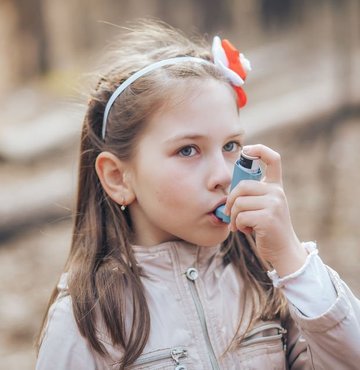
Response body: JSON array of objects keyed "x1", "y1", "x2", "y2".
[
  {"x1": 171, "y1": 347, "x2": 188, "y2": 370},
  {"x1": 279, "y1": 327, "x2": 287, "y2": 352}
]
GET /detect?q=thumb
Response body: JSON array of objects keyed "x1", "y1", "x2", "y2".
[{"x1": 242, "y1": 144, "x2": 282, "y2": 184}]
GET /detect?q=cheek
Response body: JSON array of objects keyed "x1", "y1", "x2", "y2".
[
  {"x1": 149, "y1": 161, "x2": 198, "y2": 210},
  {"x1": 133, "y1": 156, "x2": 198, "y2": 211},
  {"x1": 153, "y1": 173, "x2": 189, "y2": 207}
]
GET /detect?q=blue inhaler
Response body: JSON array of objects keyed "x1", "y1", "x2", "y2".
[{"x1": 215, "y1": 152, "x2": 262, "y2": 223}]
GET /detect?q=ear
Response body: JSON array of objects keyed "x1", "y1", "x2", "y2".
[{"x1": 95, "y1": 151, "x2": 135, "y2": 206}]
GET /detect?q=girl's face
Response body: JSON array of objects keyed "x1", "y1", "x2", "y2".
[{"x1": 127, "y1": 79, "x2": 243, "y2": 247}]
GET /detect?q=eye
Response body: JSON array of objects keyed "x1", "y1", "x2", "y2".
[
  {"x1": 223, "y1": 141, "x2": 241, "y2": 152},
  {"x1": 178, "y1": 145, "x2": 198, "y2": 157}
]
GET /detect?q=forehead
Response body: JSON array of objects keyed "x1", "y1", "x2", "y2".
[{"x1": 145, "y1": 79, "x2": 241, "y2": 139}]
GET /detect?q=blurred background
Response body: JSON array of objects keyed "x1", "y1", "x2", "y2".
[{"x1": 0, "y1": 0, "x2": 359, "y2": 368}]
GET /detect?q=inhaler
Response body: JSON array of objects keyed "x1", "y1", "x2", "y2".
[{"x1": 215, "y1": 152, "x2": 262, "y2": 223}]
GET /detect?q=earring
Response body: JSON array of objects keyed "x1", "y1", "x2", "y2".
[{"x1": 120, "y1": 197, "x2": 126, "y2": 211}]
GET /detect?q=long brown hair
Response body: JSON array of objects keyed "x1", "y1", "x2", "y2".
[{"x1": 36, "y1": 19, "x2": 287, "y2": 368}]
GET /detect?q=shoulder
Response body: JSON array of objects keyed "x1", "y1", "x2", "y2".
[
  {"x1": 40, "y1": 273, "x2": 83, "y2": 346},
  {"x1": 42, "y1": 293, "x2": 79, "y2": 341},
  {"x1": 36, "y1": 294, "x2": 94, "y2": 370},
  {"x1": 36, "y1": 290, "x2": 116, "y2": 370}
]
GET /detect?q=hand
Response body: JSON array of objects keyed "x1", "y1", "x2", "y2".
[{"x1": 224, "y1": 144, "x2": 307, "y2": 276}]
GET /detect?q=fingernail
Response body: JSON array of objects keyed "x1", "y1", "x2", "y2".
[{"x1": 242, "y1": 146, "x2": 250, "y2": 154}]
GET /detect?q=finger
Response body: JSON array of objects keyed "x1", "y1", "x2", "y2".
[
  {"x1": 225, "y1": 180, "x2": 267, "y2": 215},
  {"x1": 229, "y1": 195, "x2": 266, "y2": 232},
  {"x1": 233, "y1": 209, "x2": 260, "y2": 234},
  {"x1": 242, "y1": 144, "x2": 282, "y2": 184}
]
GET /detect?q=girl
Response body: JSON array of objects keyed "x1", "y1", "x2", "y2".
[{"x1": 36, "y1": 20, "x2": 360, "y2": 369}]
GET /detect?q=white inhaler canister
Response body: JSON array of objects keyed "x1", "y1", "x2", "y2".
[{"x1": 215, "y1": 152, "x2": 262, "y2": 223}]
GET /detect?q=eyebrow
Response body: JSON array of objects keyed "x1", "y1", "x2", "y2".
[{"x1": 165, "y1": 130, "x2": 245, "y2": 144}]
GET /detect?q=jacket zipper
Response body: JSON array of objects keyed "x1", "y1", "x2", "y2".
[
  {"x1": 185, "y1": 268, "x2": 221, "y2": 370},
  {"x1": 130, "y1": 346, "x2": 187, "y2": 368},
  {"x1": 241, "y1": 322, "x2": 287, "y2": 351}
]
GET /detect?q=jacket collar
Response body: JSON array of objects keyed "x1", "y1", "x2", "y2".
[{"x1": 132, "y1": 241, "x2": 222, "y2": 279}]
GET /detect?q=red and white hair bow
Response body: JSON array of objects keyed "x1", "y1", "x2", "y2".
[{"x1": 212, "y1": 36, "x2": 251, "y2": 108}]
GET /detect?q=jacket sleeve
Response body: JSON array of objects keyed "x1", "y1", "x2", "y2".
[
  {"x1": 36, "y1": 295, "x2": 101, "y2": 370},
  {"x1": 287, "y1": 267, "x2": 360, "y2": 369}
]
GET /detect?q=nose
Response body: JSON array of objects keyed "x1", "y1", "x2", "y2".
[{"x1": 206, "y1": 153, "x2": 232, "y2": 192}]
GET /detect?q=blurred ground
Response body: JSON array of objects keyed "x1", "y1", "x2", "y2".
[{"x1": 0, "y1": 221, "x2": 71, "y2": 369}]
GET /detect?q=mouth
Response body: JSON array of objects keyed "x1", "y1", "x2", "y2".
[
  {"x1": 210, "y1": 199, "x2": 227, "y2": 220},
  {"x1": 212, "y1": 198, "x2": 227, "y2": 211}
]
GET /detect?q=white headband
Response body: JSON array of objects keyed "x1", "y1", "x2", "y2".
[{"x1": 101, "y1": 56, "x2": 213, "y2": 139}]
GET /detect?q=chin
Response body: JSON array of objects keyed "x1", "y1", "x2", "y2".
[{"x1": 186, "y1": 231, "x2": 230, "y2": 248}]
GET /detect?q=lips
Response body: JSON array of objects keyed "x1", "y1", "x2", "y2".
[{"x1": 210, "y1": 198, "x2": 227, "y2": 215}]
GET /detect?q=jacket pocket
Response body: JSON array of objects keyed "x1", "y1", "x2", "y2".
[
  {"x1": 126, "y1": 346, "x2": 189, "y2": 370},
  {"x1": 235, "y1": 322, "x2": 287, "y2": 370},
  {"x1": 241, "y1": 322, "x2": 287, "y2": 350}
]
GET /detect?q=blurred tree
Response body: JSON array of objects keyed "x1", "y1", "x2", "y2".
[
  {"x1": 330, "y1": 0, "x2": 357, "y2": 109},
  {"x1": 12, "y1": 0, "x2": 49, "y2": 78},
  {"x1": 258, "y1": 0, "x2": 305, "y2": 30},
  {"x1": 157, "y1": 0, "x2": 233, "y2": 34},
  {"x1": 196, "y1": 0, "x2": 233, "y2": 33}
]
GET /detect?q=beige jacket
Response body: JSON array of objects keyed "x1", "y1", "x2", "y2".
[{"x1": 37, "y1": 241, "x2": 360, "y2": 369}]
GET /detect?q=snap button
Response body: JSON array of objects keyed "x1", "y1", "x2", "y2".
[
  {"x1": 175, "y1": 365, "x2": 187, "y2": 370},
  {"x1": 185, "y1": 267, "x2": 198, "y2": 281}
]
